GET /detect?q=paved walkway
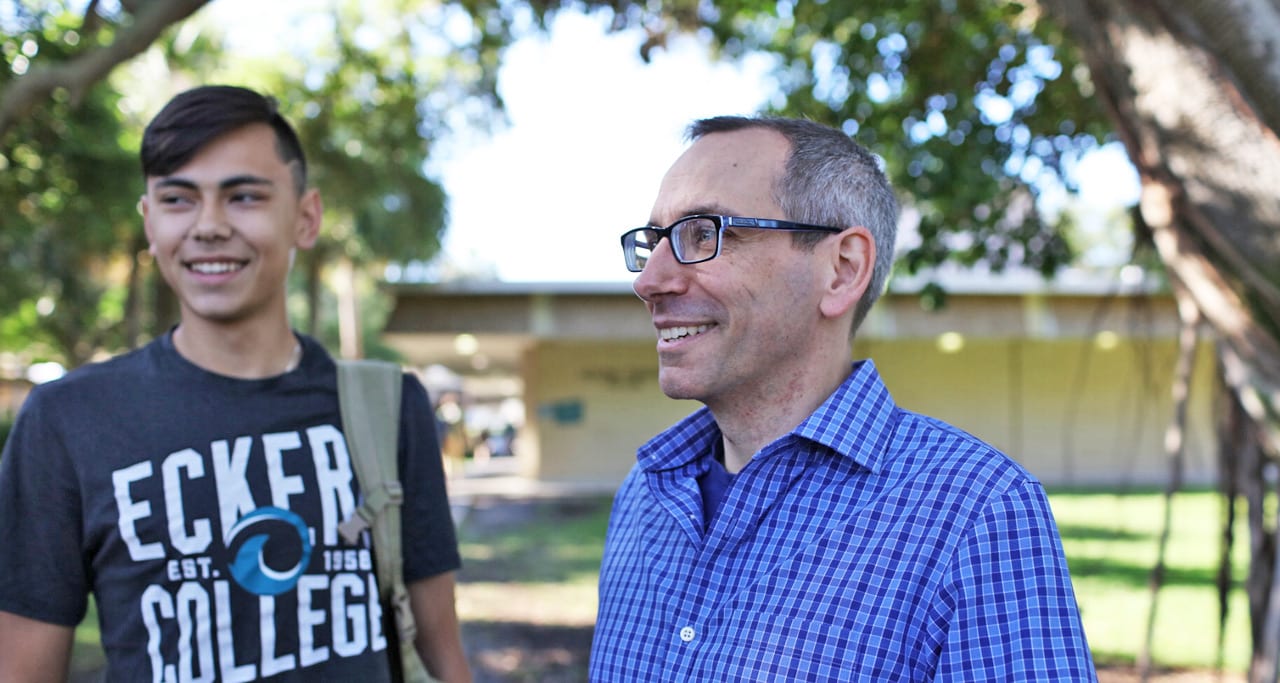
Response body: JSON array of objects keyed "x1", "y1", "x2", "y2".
[{"x1": 445, "y1": 458, "x2": 617, "y2": 524}]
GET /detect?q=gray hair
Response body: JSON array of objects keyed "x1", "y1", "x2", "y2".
[{"x1": 687, "y1": 116, "x2": 899, "y2": 335}]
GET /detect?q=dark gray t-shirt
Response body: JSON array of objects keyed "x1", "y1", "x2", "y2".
[{"x1": 0, "y1": 332, "x2": 459, "y2": 681}]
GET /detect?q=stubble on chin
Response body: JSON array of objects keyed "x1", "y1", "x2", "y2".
[{"x1": 656, "y1": 364, "x2": 702, "y2": 402}]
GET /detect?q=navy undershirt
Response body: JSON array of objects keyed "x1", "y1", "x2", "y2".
[{"x1": 697, "y1": 440, "x2": 735, "y2": 531}]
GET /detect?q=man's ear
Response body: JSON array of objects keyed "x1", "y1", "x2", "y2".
[
  {"x1": 818, "y1": 226, "x2": 875, "y2": 320},
  {"x1": 294, "y1": 188, "x2": 323, "y2": 249},
  {"x1": 138, "y1": 194, "x2": 157, "y2": 255}
]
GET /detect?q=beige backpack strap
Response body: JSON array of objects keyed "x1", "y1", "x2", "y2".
[{"x1": 336, "y1": 359, "x2": 437, "y2": 683}]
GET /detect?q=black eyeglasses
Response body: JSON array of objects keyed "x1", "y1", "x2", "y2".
[{"x1": 620, "y1": 214, "x2": 844, "y2": 272}]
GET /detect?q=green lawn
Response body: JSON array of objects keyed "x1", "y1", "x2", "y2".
[
  {"x1": 70, "y1": 598, "x2": 105, "y2": 676},
  {"x1": 1051, "y1": 488, "x2": 1252, "y2": 673},
  {"x1": 69, "y1": 489, "x2": 1253, "y2": 676}
]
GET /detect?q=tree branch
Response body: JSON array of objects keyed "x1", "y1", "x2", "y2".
[
  {"x1": 1137, "y1": 277, "x2": 1200, "y2": 681},
  {"x1": 0, "y1": 0, "x2": 211, "y2": 139}
]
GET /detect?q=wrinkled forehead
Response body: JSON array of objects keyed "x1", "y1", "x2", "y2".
[{"x1": 650, "y1": 128, "x2": 790, "y2": 225}]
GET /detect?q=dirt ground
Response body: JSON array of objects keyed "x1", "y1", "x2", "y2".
[
  {"x1": 456, "y1": 496, "x2": 1247, "y2": 683},
  {"x1": 1097, "y1": 670, "x2": 1244, "y2": 682},
  {"x1": 462, "y1": 626, "x2": 1243, "y2": 682},
  {"x1": 66, "y1": 496, "x2": 1248, "y2": 682},
  {"x1": 455, "y1": 496, "x2": 597, "y2": 682},
  {"x1": 463, "y1": 619, "x2": 595, "y2": 683}
]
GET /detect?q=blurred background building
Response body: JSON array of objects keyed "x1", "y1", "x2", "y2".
[{"x1": 384, "y1": 267, "x2": 1214, "y2": 490}]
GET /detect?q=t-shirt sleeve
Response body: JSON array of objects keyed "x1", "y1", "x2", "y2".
[
  {"x1": 397, "y1": 374, "x2": 461, "y2": 582},
  {"x1": 0, "y1": 386, "x2": 90, "y2": 625}
]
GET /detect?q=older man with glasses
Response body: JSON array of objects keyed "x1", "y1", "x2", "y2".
[{"x1": 590, "y1": 116, "x2": 1096, "y2": 682}]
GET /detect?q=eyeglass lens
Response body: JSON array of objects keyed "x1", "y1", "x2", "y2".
[
  {"x1": 625, "y1": 216, "x2": 721, "y2": 271},
  {"x1": 624, "y1": 230, "x2": 656, "y2": 271},
  {"x1": 671, "y1": 216, "x2": 720, "y2": 264}
]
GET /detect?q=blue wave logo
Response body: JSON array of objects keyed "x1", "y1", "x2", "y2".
[{"x1": 226, "y1": 507, "x2": 312, "y2": 596}]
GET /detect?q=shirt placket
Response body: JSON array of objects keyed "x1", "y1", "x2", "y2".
[{"x1": 660, "y1": 445, "x2": 814, "y2": 678}]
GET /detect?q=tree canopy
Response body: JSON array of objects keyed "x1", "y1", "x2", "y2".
[
  {"x1": 0, "y1": 0, "x2": 1132, "y2": 365},
  {"x1": 0, "y1": 0, "x2": 525, "y2": 362}
]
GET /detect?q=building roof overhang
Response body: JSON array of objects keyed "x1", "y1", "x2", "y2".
[{"x1": 382, "y1": 269, "x2": 1177, "y2": 376}]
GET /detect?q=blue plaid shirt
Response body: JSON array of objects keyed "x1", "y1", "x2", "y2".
[{"x1": 590, "y1": 361, "x2": 1095, "y2": 681}]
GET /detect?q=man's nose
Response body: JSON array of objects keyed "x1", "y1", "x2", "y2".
[
  {"x1": 191, "y1": 201, "x2": 232, "y2": 241},
  {"x1": 633, "y1": 237, "x2": 689, "y2": 302}
]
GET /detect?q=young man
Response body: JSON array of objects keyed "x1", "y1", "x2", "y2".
[
  {"x1": 0, "y1": 86, "x2": 471, "y2": 682},
  {"x1": 591, "y1": 117, "x2": 1096, "y2": 681}
]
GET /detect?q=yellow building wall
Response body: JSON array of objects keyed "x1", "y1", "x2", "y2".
[
  {"x1": 522, "y1": 341, "x2": 699, "y2": 484},
  {"x1": 863, "y1": 337, "x2": 1216, "y2": 487},
  {"x1": 520, "y1": 336, "x2": 1217, "y2": 489}
]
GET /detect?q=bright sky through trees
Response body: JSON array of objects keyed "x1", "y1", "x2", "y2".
[
  {"x1": 202, "y1": 2, "x2": 775, "y2": 283},
  {"x1": 422, "y1": 12, "x2": 776, "y2": 283},
  {"x1": 203, "y1": 2, "x2": 1138, "y2": 284}
]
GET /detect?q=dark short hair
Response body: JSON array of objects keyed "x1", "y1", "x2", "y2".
[
  {"x1": 687, "y1": 116, "x2": 900, "y2": 335},
  {"x1": 140, "y1": 85, "x2": 308, "y2": 194}
]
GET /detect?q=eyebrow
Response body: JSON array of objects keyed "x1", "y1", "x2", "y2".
[
  {"x1": 649, "y1": 204, "x2": 738, "y2": 227},
  {"x1": 152, "y1": 174, "x2": 276, "y2": 191}
]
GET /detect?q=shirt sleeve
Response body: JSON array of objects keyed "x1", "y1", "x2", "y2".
[
  {"x1": 396, "y1": 374, "x2": 461, "y2": 582},
  {"x1": 0, "y1": 387, "x2": 89, "y2": 625},
  {"x1": 932, "y1": 479, "x2": 1097, "y2": 682}
]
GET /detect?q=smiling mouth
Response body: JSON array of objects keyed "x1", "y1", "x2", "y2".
[
  {"x1": 186, "y1": 260, "x2": 247, "y2": 274},
  {"x1": 659, "y1": 324, "x2": 712, "y2": 342}
]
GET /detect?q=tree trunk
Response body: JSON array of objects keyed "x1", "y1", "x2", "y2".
[
  {"x1": 123, "y1": 234, "x2": 148, "y2": 349},
  {"x1": 304, "y1": 248, "x2": 323, "y2": 338},
  {"x1": 334, "y1": 257, "x2": 362, "y2": 360},
  {"x1": 1218, "y1": 361, "x2": 1244, "y2": 672},
  {"x1": 1138, "y1": 280, "x2": 1201, "y2": 681},
  {"x1": 1038, "y1": 0, "x2": 1280, "y2": 667}
]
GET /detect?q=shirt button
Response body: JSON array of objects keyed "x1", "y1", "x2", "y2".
[{"x1": 679, "y1": 626, "x2": 696, "y2": 642}]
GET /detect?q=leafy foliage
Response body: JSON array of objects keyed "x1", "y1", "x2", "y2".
[
  {"x1": 0, "y1": 0, "x2": 525, "y2": 364},
  {"x1": 559, "y1": 0, "x2": 1119, "y2": 282},
  {"x1": 1, "y1": 4, "x2": 141, "y2": 364},
  {"x1": 1, "y1": 0, "x2": 1131, "y2": 367}
]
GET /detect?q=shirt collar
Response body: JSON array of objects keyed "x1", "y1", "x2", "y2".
[
  {"x1": 637, "y1": 405, "x2": 721, "y2": 473},
  {"x1": 637, "y1": 360, "x2": 897, "y2": 475},
  {"x1": 792, "y1": 359, "x2": 895, "y2": 474}
]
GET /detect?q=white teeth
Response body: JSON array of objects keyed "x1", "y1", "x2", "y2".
[
  {"x1": 660, "y1": 324, "x2": 710, "y2": 341},
  {"x1": 189, "y1": 261, "x2": 243, "y2": 274}
]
